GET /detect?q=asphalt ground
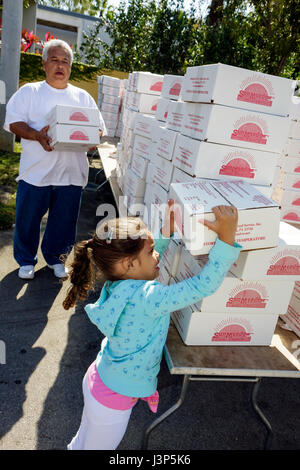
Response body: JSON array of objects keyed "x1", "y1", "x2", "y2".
[{"x1": 0, "y1": 139, "x2": 299, "y2": 455}]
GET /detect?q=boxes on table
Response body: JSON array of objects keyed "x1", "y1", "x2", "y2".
[
  {"x1": 169, "y1": 178, "x2": 280, "y2": 255},
  {"x1": 156, "y1": 98, "x2": 171, "y2": 122},
  {"x1": 131, "y1": 72, "x2": 164, "y2": 95},
  {"x1": 152, "y1": 155, "x2": 174, "y2": 190},
  {"x1": 181, "y1": 63, "x2": 295, "y2": 116},
  {"x1": 153, "y1": 125, "x2": 178, "y2": 161},
  {"x1": 229, "y1": 221, "x2": 300, "y2": 281},
  {"x1": 172, "y1": 134, "x2": 279, "y2": 185},
  {"x1": 181, "y1": 102, "x2": 289, "y2": 154},
  {"x1": 166, "y1": 100, "x2": 185, "y2": 132},
  {"x1": 129, "y1": 92, "x2": 159, "y2": 115},
  {"x1": 123, "y1": 168, "x2": 146, "y2": 198}
]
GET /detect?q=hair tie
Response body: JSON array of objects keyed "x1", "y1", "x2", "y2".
[
  {"x1": 105, "y1": 228, "x2": 114, "y2": 244},
  {"x1": 85, "y1": 238, "x2": 93, "y2": 249}
]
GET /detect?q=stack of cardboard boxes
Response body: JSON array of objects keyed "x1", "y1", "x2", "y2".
[
  {"x1": 97, "y1": 75, "x2": 125, "y2": 137},
  {"x1": 112, "y1": 65, "x2": 300, "y2": 345},
  {"x1": 271, "y1": 97, "x2": 300, "y2": 224},
  {"x1": 47, "y1": 104, "x2": 101, "y2": 151}
]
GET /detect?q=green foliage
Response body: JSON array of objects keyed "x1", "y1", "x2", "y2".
[
  {"x1": 75, "y1": 0, "x2": 299, "y2": 80},
  {"x1": 0, "y1": 147, "x2": 21, "y2": 230},
  {"x1": 19, "y1": 52, "x2": 101, "y2": 83}
]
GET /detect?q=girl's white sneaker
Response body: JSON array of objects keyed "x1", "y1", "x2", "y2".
[
  {"x1": 47, "y1": 263, "x2": 69, "y2": 279},
  {"x1": 18, "y1": 265, "x2": 35, "y2": 279}
]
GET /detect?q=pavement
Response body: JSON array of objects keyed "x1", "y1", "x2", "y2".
[{"x1": 0, "y1": 138, "x2": 300, "y2": 452}]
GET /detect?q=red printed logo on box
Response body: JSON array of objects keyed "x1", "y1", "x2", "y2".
[
  {"x1": 292, "y1": 198, "x2": 300, "y2": 206},
  {"x1": 69, "y1": 111, "x2": 89, "y2": 122},
  {"x1": 267, "y1": 250, "x2": 300, "y2": 276},
  {"x1": 169, "y1": 81, "x2": 182, "y2": 97},
  {"x1": 150, "y1": 81, "x2": 163, "y2": 92},
  {"x1": 219, "y1": 151, "x2": 256, "y2": 179},
  {"x1": 283, "y1": 211, "x2": 300, "y2": 222},
  {"x1": 212, "y1": 317, "x2": 253, "y2": 342},
  {"x1": 70, "y1": 130, "x2": 89, "y2": 141},
  {"x1": 231, "y1": 115, "x2": 269, "y2": 145},
  {"x1": 226, "y1": 282, "x2": 268, "y2": 308},
  {"x1": 237, "y1": 76, "x2": 274, "y2": 107}
]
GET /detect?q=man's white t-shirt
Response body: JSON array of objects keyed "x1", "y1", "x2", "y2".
[{"x1": 4, "y1": 81, "x2": 107, "y2": 187}]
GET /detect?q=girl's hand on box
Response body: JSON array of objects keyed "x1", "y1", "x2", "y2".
[
  {"x1": 161, "y1": 199, "x2": 175, "y2": 238},
  {"x1": 202, "y1": 205, "x2": 238, "y2": 246}
]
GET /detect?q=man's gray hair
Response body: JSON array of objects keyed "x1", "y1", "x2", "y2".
[{"x1": 42, "y1": 39, "x2": 73, "y2": 64}]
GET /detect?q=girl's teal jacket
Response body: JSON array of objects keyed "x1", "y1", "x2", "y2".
[{"x1": 85, "y1": 235, "x2": 242, "y2": 398}]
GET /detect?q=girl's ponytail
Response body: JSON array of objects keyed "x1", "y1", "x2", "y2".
[{"x1": 62, "y1": 240, "x2": 95, "y2": 310}]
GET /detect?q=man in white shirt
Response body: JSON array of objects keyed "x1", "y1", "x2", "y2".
[{"x1": 4, "y1": 39, "x2": 107, "y2": 280}]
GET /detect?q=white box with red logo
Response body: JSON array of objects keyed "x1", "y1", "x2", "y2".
[
  {"x1": 99, "y1": 75, "x2": 121, "y2": 88},
  {"x1": 48, "y1": 123, "x2": 100, "y2": 151},
  {"x1": 280, "y1": 282, "x2": 300, "y2": 338},
  {"x1": 175, "y1": 245, "x2": 294, "y2": 313},
  {"x1": 161, "y1": 75, "x2": 184, "y2": 101},
  {"x1": 171, "y1": 304, "x2": 280, "y2": 346},
  {"x1": 131, "y1": 72, "x2": 164, "y2": 95},
  {"x1": 47, "y1": 104, "x2": 101, "y2": 127},
  {"x1": 130, "y1": 92, "x2": 159, "y2": 115},
  {"x1": 281, "y1": 172, "x2": 300, "y2": 191},
  {"x1": 281, "y1": 205, "x2": 300, "y2": 224},
  {"x1": 155, "y1": 98, "x2": 171, "y2": 122},
  {"x1": 169, "y1": 178, "x2": 280, "y2": 255},
  {"x1": 153, "y1": 126, "x2": 178, "y2": 161},
  {"x1": 181, "y1": 102, "x2": 289, "y2": 154},
  {"x1": 102, "y1": 84, "x2": 121, "y2": 97},
  {"x1": 181, "y1": 63, "x2": 295, "y2": 117},
  {"x1": 279, "y1": 155, "x2": 300, "y2": 174},
  {"x1": 229, "y1": 221, "x2": 300, "y2": 280},
  {"x1": 273, "y1": 188, "x2": 300, "y2": 206},
  {"x1": 152, "y1": 155, "x2": 174, "y2": 190},
  {"x1": 172, "y1": 134, "x2": 279, "y2": 185},
  {"x1": 166, "y1": 100, "x2": 185, "y2": 132}
]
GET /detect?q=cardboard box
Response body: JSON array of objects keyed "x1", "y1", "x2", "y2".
[
  {"x1": 281, "y1": 172, "x2": 300, "y2": 191},
  {"x1": 288, "y1": 120, "x2": 300, "y2": 140},
  {"x1": 48, "y1": 123, "x2": 100, "y2": 151},
  {"x1": 152, "y1": 155, "x2": 174, "y2": 190},
  {"x1": 166, "y1": 100, "x2": 185, "y2": 132},
  {"x1": 155, "y1": 98, "x2": 171, "y2": 122},
  {"x1": 171, "y1": 166, "x2": 195, "y2": 184},
  {"x1": 122, "y1": 108, "x2": 138, "y2": 130},
  {"x1": 181, "y1": 63, "x2": 295, "y2": 117},
  {"x1": 129, "y1": 92, "x2": 159, "y2": 114},
  {"x1": 123, "y1": 168, "x2": 146, "y2": 197},
  {"x1": 161, "y1": 238, "x2": 182, "y2": 277},
  {"x1": 229, "y1": 221, "x2": 300, "y2": 280},
  {"x1": 130, "y1": 153, "x2": 149, "y2": 179},
  {"x1": 100, "y1": 102, "x2": 120, "y2": 114},
  {"x1": 47, "y1": 104, "x2": 100, "y2": 127},
  {"x1": 102, "y1": 84, "x2": 121, "y2": 97},
  {"x1": 124, "y1": 193, "x2": 145, "y2": 216},
  {"x1": 280, "y1": 281, "x2": 300, "y2": 338},
  {"x1": 157, "y1": 263, "x2": 171, "y2": 285},
  {"x1": 101, "y1": 110, "x2": 119, "y2": 127},
  {"x1": 172, "y1": 134, "x2": 279, "y2": 185},
  {"x1": 146, "y1": 162, "x2": 156, "y2": 185},
  {"x1": 273, "y1": 188, "x2": 300, "y2": 206},
  {"x1": 153, "y1": 126, "x2": 178, "y2": 161},
  {"x1": 102, "y1": 94, "x2": 122, "y2": 106},
  {"x1": 169, "y1": 178, "x2": 281, "y2": 255},
  {"x1": 281, "y1": 205, "x2": 300, "y2": 224},
  {"x1": 279, "y1": 155, "x2": 300, "y2": 174},
  {"x1": 175, "y1": 245, "x2": 295, "y2": 312},
  {"x1": 134, "y1": 114, "x2": 156, "y2": 139},
  {"x1": 284, "y1": 139, "x2": 300, "y2": 158},
  {"x1": 161, "y1": 75, "x2": 184, "y2": 101},
  {"x1": 101, "y1": 75, "x2": 121, "y2": 88},
  {"x1": 289, "y1": 96, "x2": 300, "y2": 121},
  {"x1": 132, "y1": 134, "x2": 153, "y2": 161},
  {"x1": 181, "y1": 102, "x2": 289, "y2": 154},
  {"x1": 172, "y1": 306, "x2": 279, "y2": 346},
  {"x1": 131, "y1": 72, "x2": 164, "y2": 95}
]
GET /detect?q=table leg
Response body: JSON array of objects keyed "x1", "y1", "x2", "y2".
[
  {"x1": 251, "y1": 378, "x2": 273, "y2": 450},
  {"x1": 141, "y1": 374, "x2": 190, "y2": 450}
]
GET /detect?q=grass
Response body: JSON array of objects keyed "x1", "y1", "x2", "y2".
[{"x1": 0, "y1": 142, "x2": 21, "y2": 230}]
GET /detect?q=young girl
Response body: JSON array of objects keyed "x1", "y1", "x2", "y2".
[{"x1": 63, "y1": 201, "x2": 241, "y2": 450}]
